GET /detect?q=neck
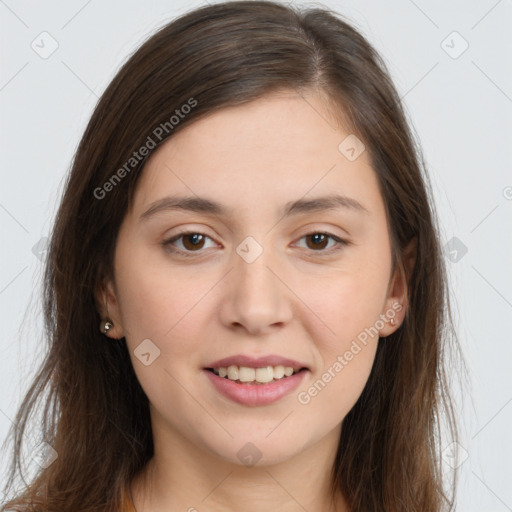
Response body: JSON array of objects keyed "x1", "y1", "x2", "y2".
[{"x1": 130, "y1": 423, "x2": 349, "y2": 512}]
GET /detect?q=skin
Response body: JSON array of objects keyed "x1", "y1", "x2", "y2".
[{"x1": 97, "y1": 89, "x2": 415, "y2": 512}]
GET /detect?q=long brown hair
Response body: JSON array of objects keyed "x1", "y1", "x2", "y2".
[{"x1": 1, "y1": 2, "x2": 462, "y2": 510}]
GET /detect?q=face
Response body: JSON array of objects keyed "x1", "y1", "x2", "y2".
[{"x1": 99, "y1": 89, "x2": 406, "y2": 468}]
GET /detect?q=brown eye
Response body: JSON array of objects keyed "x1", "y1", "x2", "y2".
[
  {"x1": 296, "y1": 232, "x2": 349, "y2": 254},
  {"x1": 181, "y1": 233, "x2": 206, "y2": 251},
  {"x1": 305, "y1": 233, "x2": 330, "y2": 250},
  {"x1": 163, "y1": 232, "x2": 217, "y2": 256}
]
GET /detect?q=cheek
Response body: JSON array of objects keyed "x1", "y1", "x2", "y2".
[
  {"x1": 294, "y1": 248, "x2": 388, "y2": 410},
  {"x1": 303, "y1": 254, "x2": 390, "y2": 349},
  {"x1": 298, "y1": 275, "x2": 382, "y2": 417},
  {"x1": 302, "y1": 342, "x2": 378, "y2": 424},
  {"x1": 115, "y1": 242, "x2": 192, "y2": 337},
  {"x1": 113, "y1": 250, "x2": 206, "y2": 406}
]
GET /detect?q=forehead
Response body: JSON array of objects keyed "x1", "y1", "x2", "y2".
[
  {"x1": 130, "y1": 90, "x2": 383, "y2": 220},
  {"x1": 160, "y1": 90, "x2": 350, "y2": 163}
]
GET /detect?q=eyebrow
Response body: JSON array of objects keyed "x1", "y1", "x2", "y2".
[{"x1": 139, "y1": 193, "x2": 369, "y2": 222}]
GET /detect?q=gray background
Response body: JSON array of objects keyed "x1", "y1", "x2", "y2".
[{"x1": 1, "y1": 0, "x2": 511, "y2": 509}]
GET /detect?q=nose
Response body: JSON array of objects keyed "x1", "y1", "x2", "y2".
[{"x1": 218, "y1": 243, "x2": 293, "y2": 336}]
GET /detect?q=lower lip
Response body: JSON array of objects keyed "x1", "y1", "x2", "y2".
[{"x1": 203, "y1": 369, "x2": 309, "y2": 406}]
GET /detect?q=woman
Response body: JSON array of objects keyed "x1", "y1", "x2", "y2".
[{"x1": 1, "y1": 1, "x2": 461, "y2": 510}]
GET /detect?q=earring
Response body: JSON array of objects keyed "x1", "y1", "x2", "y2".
[
  {"x1": 101, "y1": 320, "x2": 113, "y2": 334},
  {"x1": 389, "y1": 318, "x2": 396, "y2": 326},
  {"x1": 100, "y1": 297, "x2": 114, "y2": 334}
]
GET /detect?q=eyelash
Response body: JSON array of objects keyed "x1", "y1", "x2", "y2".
[{"x1": 162, "y1": 230, "x2": 349, "y2": 258}]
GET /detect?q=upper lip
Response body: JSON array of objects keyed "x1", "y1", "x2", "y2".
[{"x1": 205, "y1": 355, "x2": 309, "y2": 370}]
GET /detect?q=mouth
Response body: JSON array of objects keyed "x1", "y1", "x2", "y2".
[
  {"x1": 203, "y1": 365, "x2": 310, "y2": 406},
  {"x1": 205, "y1": 365, "x2": 308, "y2": 385}
]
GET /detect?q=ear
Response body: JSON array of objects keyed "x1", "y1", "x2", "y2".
[
  {"x1": 378, "y1": 236, "x2": 417, "y2": 337},
  {"x1": 95, "y1": 277, "x2": 125, "y2": 340}
]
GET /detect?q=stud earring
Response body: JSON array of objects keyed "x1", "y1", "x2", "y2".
[
  {"x1": 100, "y1": 297, "x2": 114, "y2": 335},
  {"x1": 101, "y1": 320, "x2": 113, "y2": 334},
  {"x1": 389, "y1": 318, "x2": 396, "y2": 326}
]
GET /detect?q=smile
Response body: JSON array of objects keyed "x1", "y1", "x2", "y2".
[
  {"x1": 204, "y1": 367, "x2": 309, "y2": 406},
  {"x1": 208, "y1": 364, "x2": 304, "y2": 384}
]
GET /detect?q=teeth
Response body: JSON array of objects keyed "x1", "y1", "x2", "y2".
[
  {"x1": 255, "y1": 367, "x2": 274, "y2": 383},
  {"x1": 213, "y1": 365, "x2": 301, "y2": 384},
  {"x1": 273, "y1": 365, "x2": 285, "y2": 379},
  {"x1": 227, "y1": 365, "x2": 239, "y2": 380},
  {"x1": 239, "y1": 366, "x2": 255, "y2": 382}
]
